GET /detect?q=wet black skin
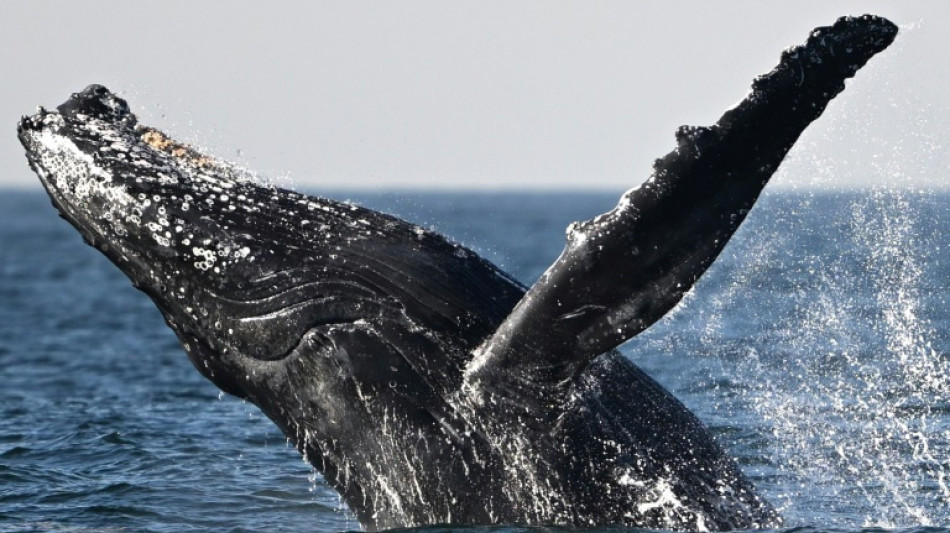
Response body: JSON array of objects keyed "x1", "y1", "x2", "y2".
[{"x1": 19, "y1": 16, "x2": 896, "y2": 531}]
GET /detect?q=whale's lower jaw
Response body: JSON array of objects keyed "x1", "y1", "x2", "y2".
[{"x1": 20, "y1": 14, "x2": 896, "y2": 532}]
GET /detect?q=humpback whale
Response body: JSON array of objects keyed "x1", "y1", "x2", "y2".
[{"x1": 19, "y1": 15, "x2": 896, "y2": 531}]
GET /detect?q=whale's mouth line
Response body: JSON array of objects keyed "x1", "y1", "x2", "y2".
[{"x1": 206, "y1": 279, "x2": 376, "y2": 313}]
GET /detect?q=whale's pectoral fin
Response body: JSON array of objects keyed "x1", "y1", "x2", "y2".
[{"x1": 465, "y1": 15, "x2": 897, "y2": 419}]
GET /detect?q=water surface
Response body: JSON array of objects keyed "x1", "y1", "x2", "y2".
[{"x1": 1, "y1": 189, "x2": 949, "y2": 532}]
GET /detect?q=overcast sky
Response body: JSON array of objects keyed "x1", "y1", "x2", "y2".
[{"x1": 2, "y1": 1, "x2": 949, "y2": 191}]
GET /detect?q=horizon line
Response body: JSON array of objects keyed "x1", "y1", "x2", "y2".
[{"x1": 3, "y1": 182, "x2": 950, "y2": 195}]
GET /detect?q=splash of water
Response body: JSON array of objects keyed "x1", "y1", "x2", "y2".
[{"x1": 724, "y1": 188, "x2": 950, "y2": 526}]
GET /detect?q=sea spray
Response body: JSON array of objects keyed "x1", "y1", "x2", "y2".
[{"x1": 709, "y1": 189, "x2": 950, "y2": 526}]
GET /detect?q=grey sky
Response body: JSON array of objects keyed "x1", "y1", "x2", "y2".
[{"x1": 2, "y1": 1, "x2": 948, "y2": 191}]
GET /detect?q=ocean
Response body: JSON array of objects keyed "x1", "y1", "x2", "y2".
[{"x1": 1, "y1": 188, "x2": 949, "y2": 533}]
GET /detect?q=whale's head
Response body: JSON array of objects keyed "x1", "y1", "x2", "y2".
[
  {"x1": 17, "y1": 85, "x2": 373, "y2": 400},
  {"x1": 18, "y1": 84, "x2": 518, "y2": 446},
  {"x1": 19, "y1": 86, "x2": 527, "y2": 524}
]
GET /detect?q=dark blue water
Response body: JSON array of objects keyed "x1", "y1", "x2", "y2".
[{"x1": 2, "y1": 189, "x2": 949, "y2": 533}]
